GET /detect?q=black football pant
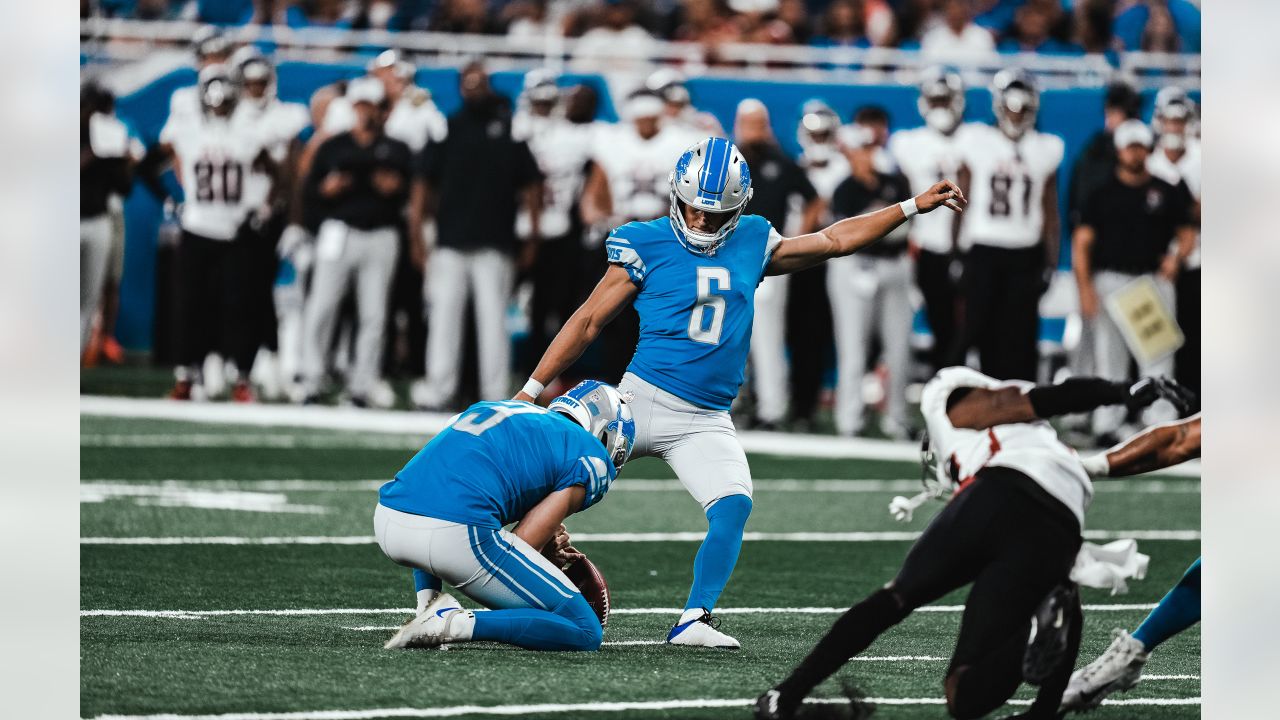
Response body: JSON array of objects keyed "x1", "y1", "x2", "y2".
[
  {"x1": 1175, "y1": 267, "x2": 1200, "y2": 407},
  {"x1": 776, "y1": 467, "x2": 1082, "y2": 719},
  {"x1": 175, "y1": 231, "x2": 257, "y2": 375},
  {"x1": 963, "y1": 244, "x2": 1045, "y2": 381},
  {"x1": 916, "y1": 248, "x2": 964, "y2": 372},
  {"x1": 786, "y1": 263, "x2": 833, "y2": 423},
  {"x1": 524, "y1": 233, "x2": 584, "y2": 376}
]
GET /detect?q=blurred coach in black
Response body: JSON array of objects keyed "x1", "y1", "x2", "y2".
[
  {"x1": 300, "y1": 76, "x2": 413, "y2": 406},
  {"x1": 409, "y1": 61, "x2": 544, "y2": 410}
]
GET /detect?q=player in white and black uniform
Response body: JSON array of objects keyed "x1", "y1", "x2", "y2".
[
  {"x1": 167, "y1": 27, "x2": 235, "y2": 132},
  {"x1": 513, "y1": 70, "x2": 595, "y2": 371},
  {"x1": 229, "y1": 48, "x2": 311, "y2": 400},
  {"x1": 580, "y1": 89, "x2": 687, "y2": 380},
  {"x1": 1146, "y1": 87, "x2": 1202, "y2": 405},
  {"x1": 756, "y1": 367, "x2": 1195, "y2": 720},
  {"x1": 955, "y1": 69, "x2": 1064, "y2": 381},
  {"x1": 889, "y1": 67, "x2": 970, "y2": 372},
  {"x1": 158, "y1": 65, "x2": 274, "y2": 400},
  {"x1": 644, "y1": 68, "x2": 724, "y2": 149}
]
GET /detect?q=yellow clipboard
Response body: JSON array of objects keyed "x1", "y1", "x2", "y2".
[{"x1": 1103, "y1": 275, "x2": 1185, "y2": 366}]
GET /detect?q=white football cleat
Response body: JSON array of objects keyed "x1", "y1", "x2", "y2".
[
  {"x1": 1061, "y1": 629, "x2": 1149, "y2": 712},
  {"x1": 383, "y1": 594, "x2": 467, "y2": 650},
  {"x1": 666, "y1": 610, "x2": 740, "y2": 649}
]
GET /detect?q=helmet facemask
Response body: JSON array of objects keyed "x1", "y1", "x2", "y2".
[{"x1": 668, "y1": 137, "x2": 753, "y2": 256}]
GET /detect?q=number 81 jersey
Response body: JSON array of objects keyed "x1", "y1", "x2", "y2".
[
  {"x1": 606, "y1": 214, "x2": 781, "y2": 411},
  {"x1": 955, "y1": 123, "x2": 1064, "y2": 248}
]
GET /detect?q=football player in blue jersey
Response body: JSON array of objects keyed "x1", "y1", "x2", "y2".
[
  {"x1": 515, "y1": 136, "x2": 965, "y2": 648},
  {"x1": 375, "y1": 380, "x2": 635, "y2": 651}
]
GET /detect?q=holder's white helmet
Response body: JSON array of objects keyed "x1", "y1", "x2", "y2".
[
  {"x1": 669, "y1": 137, "x2": 753, "y2": 255},
  {"x1": 547, "y1": 380, "x2": 637, "y2": 472}
]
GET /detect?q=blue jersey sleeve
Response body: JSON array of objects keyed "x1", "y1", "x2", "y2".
[
  {"x1": 604, "y1": 223, "x2": 650, "y2": 287},
  {"x1": 557, "y1": 449, "x2": 616, "y2": 511}
]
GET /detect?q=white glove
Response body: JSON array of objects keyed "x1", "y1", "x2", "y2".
[{"x1": 889, "y1": 490, "x2": 933, "y2": 523}]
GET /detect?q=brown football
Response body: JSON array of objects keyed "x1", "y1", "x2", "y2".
[{"x1": 562, "y1": 555, "x2": 611, "y2": 627}]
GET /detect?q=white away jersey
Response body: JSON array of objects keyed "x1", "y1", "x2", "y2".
[
  {"x1": 591, "y1": 124, "x2": 687, "y2": 223},
  {"x1": 955, "y1": 124, "x2": 1064, "y2": 249},
  {"x1": 1147, "y1": 141, "x2": 1202, "y2": 268},
  {"x1": 232, "y1": 98, "x2": 310, "y2": 209},
  {"x1": 324, "y1": 89, "x2": 447, "y2": 152},
  {"x1": 165, "y1": 113, "x2": 270, "y2": 240},
  {"x1": 889, "y1": 124, "x2": 968, "y2": 253},
  {"x1": 513, "y1": 114, "x2": 593, "y2": 239},
  {"x1": 920, "y1": 367, "x2": 1093, "y2": 526}
]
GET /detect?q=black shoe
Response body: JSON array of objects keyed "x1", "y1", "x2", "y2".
[
  {"x1": 1023, "y1": 582, "x2": 1078, "y2": 685},
  {"x1": 754, "y1": 688, "x2": 799, "y2": 720}
]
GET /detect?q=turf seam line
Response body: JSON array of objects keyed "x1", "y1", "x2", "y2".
[
  {"x1": 82, "y1": 695, "x2": 1203, "y2": 719},
  {"x1": 78, "y1": 529, "x2": 1202, "y2": 544}
]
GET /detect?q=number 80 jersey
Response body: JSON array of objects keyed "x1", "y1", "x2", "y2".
[
  {"x1": 955, "y1": 123, "x2": 1064, "y2": 249},
  {"x1": 607, "y1": 214, "x2": 781, "y2": 411},
  {"x1": 161, "y1": 112, "x2": 270, "y2": 241}
]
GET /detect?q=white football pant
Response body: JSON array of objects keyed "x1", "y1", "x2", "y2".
[
  {"x1": 749, "y1": 274, "x2": 789, "y2": 424},
  {"x1": 301, "y1": 220, "x2": 398, "y2": 399},
  {"x1": 826, "y1": 253, "x2": 913, "y2": 435},
  {"x1": 1090, "y1": 270, "x2": 1177, "y2": 435},
  {"x1": 80, "y1": 214, "x2": 112, "y2": 353},
  {"x1": 374, "y1": 504, "x2": 578, "y2": 612},
  {"x1": 419, "y1": 246, "x2": 515, "y2": 406},
  {"x1": 619, "y1": 372, "x2": 753, "y2": 508}
]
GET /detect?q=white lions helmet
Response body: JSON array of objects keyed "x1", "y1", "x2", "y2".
[
  {"x1": 669, "y1": 136, "x2": 753, "y2": 255},
  {"x1": 547, "y1": 380, "x2": 637, "y2": 471},
  {"x1": 991, "y1": 68, "x2": 1039, "y2": 139},
  {"x1": 918, "y1": 66, "x2": 965, "y2": 134}
]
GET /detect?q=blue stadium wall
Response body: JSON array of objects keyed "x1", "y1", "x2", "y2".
[{"x1": 112, "y1": 62, "x2": 1192, "y2": 350}]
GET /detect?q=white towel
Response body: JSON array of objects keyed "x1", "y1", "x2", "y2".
[{"x1": 1070, "y1": 539, "x2": 1150, "y2": 595}]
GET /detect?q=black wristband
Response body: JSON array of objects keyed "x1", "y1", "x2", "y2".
[{"x1": 1026, "y1": 377, "x2": 1129, "y2": 419}]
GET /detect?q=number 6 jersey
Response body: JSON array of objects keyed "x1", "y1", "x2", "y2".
[
  {"x1": 161, "y1": 111, "x2": 269, "y2": 241},
  {"x1": 606, "y1": 214, "x2": 782, "y2": 411},
  {"x1": 955, "y1": 123, "x2": 1064, "y2": 249}
]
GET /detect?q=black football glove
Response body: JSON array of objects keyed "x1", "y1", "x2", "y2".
[{"x1": 1126, "y1": 376, "x2": 1198, "y2": 417}]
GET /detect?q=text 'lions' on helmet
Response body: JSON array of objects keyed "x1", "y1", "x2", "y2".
[
  {"x1": 669, "y1": 136, "x2": 753, "y2": 255},
  {"x1": 198, "y1": 64, "x2": 239, "y2": 116},
  {"x1": 547, "y1": 380, "x2": 637, "y2": 471},
  {"x1": 991, "y1": 68, "x2": 1039, "y2": 139},
  {"x1": 918, "y1": 66, "x2": 965, "y2": 134}
]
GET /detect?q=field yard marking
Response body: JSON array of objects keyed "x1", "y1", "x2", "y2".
[
  {"x1": 83, "y1": 604, "x2": 1157, "y2": 619},
  {"x1": 84, "y1": 696, "x2": 1202, "y2": 719},
  {"x1": 80, "y1": 397, "x2": 1201, "y2": 475},
  {"x1": 79, "y1": 529, "x2": 1201, "y2": 545},
  {"x1": 80, "y1": 483, "x2": 329, "y2": 515},
  {"x1": 77, "y1": 478, "x2": 1201, "y2": 494}
]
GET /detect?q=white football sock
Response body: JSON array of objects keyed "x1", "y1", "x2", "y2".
[
  {"x1": 445, "y1": 610, "x2": 476, "y2": 642},
  {"x1": 415, "y1": 589, "x2": 438, "y2": 615},
  {"x1": 678, "y1": 608, "x2": 706, "y2": 625}
]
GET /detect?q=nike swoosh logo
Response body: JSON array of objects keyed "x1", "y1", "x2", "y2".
[{"x1": 436, "y1": 608, "x2": 455, "y2": 618}]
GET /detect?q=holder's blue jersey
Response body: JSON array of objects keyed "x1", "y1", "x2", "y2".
[
  {"x1": 379, "y1": 401, "x2": 616, "y2": 528},
  {"x1": 606, "y1": 214, "x2": 782, "y2": 410}
]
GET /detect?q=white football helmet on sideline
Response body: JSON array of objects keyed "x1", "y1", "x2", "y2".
[
  {"x1": 991, "y1": 68, "x2": 1039, "y2": 139},
  {"x1": 668, "y1": 137, "x2": 753, "y2": 255}
]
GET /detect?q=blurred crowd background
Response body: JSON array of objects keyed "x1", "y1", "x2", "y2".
[{"x1": 79, "y1": 0, "x2": 1201, "y2": 445}]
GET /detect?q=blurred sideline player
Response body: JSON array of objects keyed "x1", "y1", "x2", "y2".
[
  {"x1": 518, "y1": 136, "x2": 964, "y2": 647},
  {"x1": 168, "y1": 27, "x2": 235, "y2": 129},
  {"x1": 229, "y1": 48, "x2": 311, "y2": 401},
  {"x1": 955, "y1": 69, "x2": 1063, "y2": 381},
  {"x1": 827, "y1": 123, "x2": 914, "y2": 439},
  {"x1": 579, "y1": 89, "x2": 686, "y2": 381},
  {"x1": 1062, "y1": 414, "x2": 1201, "y2": 711},
  {"x1": 889, "y1": 67, "x2": 970, "y2": 373},
  {"x1": 376, "y1": 381, "x2": 635, "y2": 651},
  {"x1": 755, "y1": 369, "x2": 1195, "y2": 720},
  {"x1": 738, "y1": 100, "x2": 821, "y2": 430},
  {"x1": 513, "y1": 71, "x2": 595, "y2": 371},
  {"x1": 156, "y1": 65, "x2": 275, "y2": 401},
  {"x1": 645, "y1": 68, "x2": 724, "y2": 146},
  {"x1": 1146, "y1": 88, "x2": 1201, "y2": 404}
]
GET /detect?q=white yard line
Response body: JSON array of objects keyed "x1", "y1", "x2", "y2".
[
  {"x1": 83, "y1": 604, "x2": 1158, "y2": 619},
  {"x1": 85, "y1": 695, "x2": 1202, "y2": 719},
  {"x1": 80, "y1": 396, "x2": 1202, "y2": 475},
  {"x1": 79, "y1": 529, "x2": 1200, "y2": 545},
  {"x1": 77, "y1": 478, "x2": 1201, "y2": 494}
]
